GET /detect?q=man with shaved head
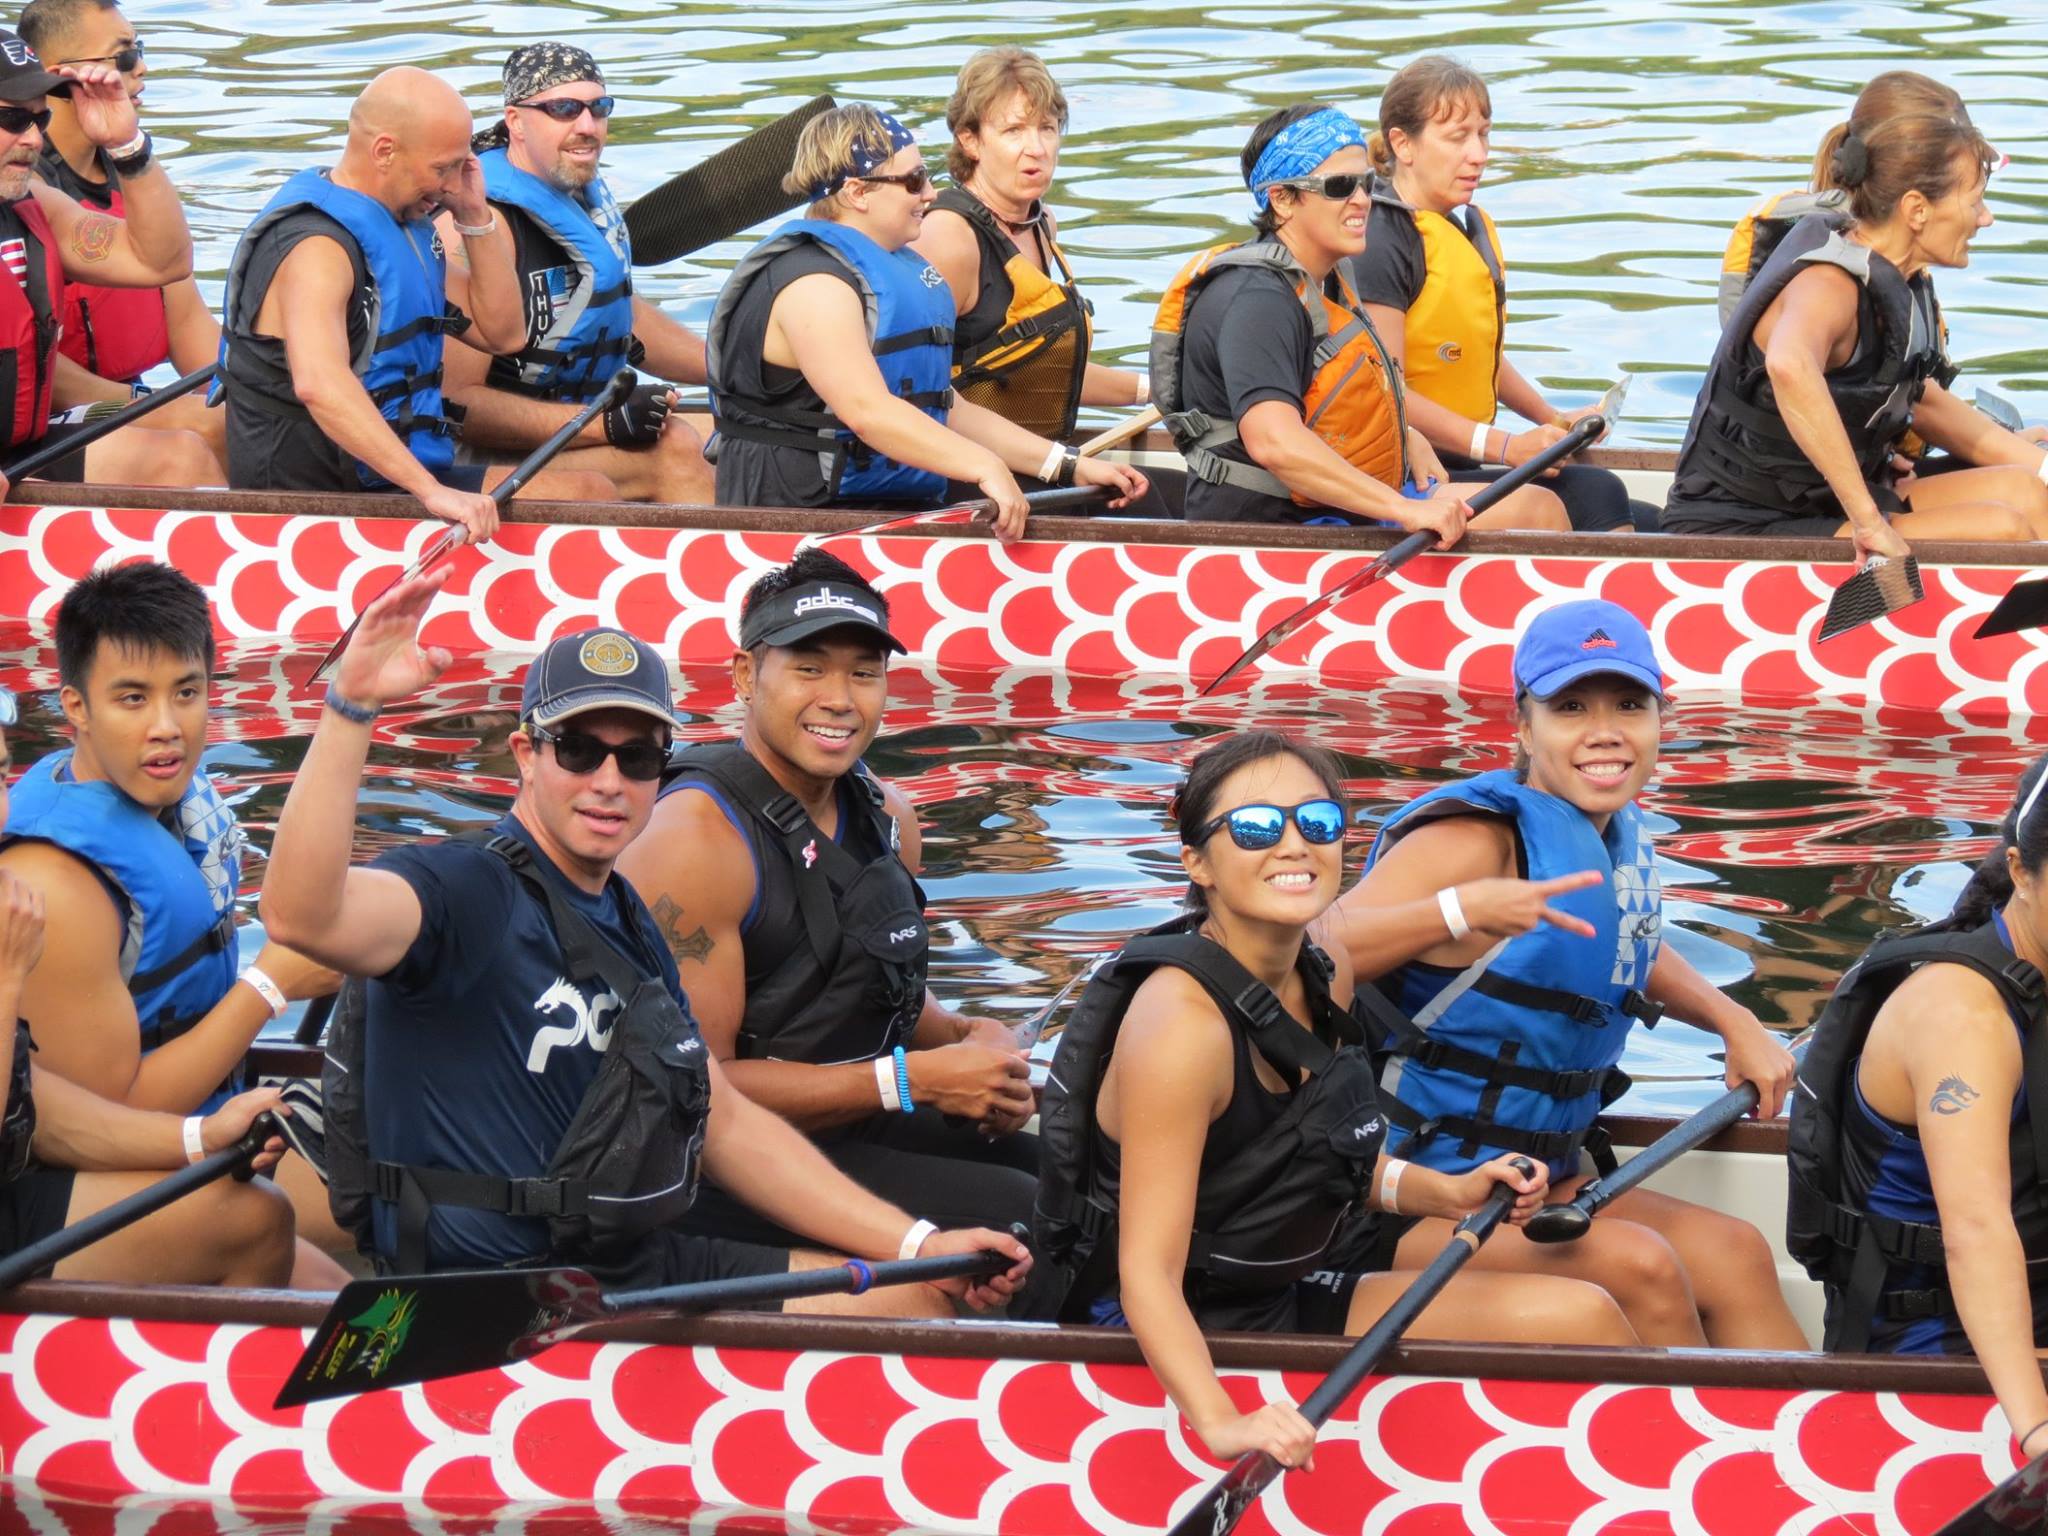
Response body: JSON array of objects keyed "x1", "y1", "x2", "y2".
[{"x1": 216, "y1": 67, "x2": 614, "y2": 540}]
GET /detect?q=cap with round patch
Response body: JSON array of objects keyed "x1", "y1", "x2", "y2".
[{"x1": 522, "y1": 627, "x2": 678, "y2": 730}]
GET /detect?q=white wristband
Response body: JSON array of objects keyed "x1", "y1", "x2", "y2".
[
  {"x1": 1379, "y1": 1157, "x2": 1408, "y2": 1215},
  {"x1": 106, "y1": 130, "x2": 148, "y2": 164},
  {"x1": 1133, "y1": 370, "x2": 1151, "y2": 405},
  {"x1": 181, "y1": 1115, "x2": 206, "y2": 1166},
  {"x1": 453, "y1": 212, "x2": 498, "y2": 239},
  {"x1": 874, "y1": 1055, "x2": 901, "y2": 1113},
  {"x1": 899, "y1": 1218, "x2": 938, "y2": 1262},
  {"x1": 240, "y1": 964, "x2": 288, "y2": 1021},
  {"x1": 1469, "y1": 421, "x2": 1492, "y2": 461},
  {"x1": 1038, "y1": 442, "x2": 1066, "y2": 483},
  {"x1": 1437, "y1": 886, "x2": 1471, "y2": 942},
  {"x1": 2035, "y1": 450, "x2": 2048, "y2": 487}
]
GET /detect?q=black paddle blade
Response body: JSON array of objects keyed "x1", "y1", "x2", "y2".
[
  {"x1": 273, "y1": 1265, "x2": 603, "y2": 1408},
  {"x1": 626, "y1": 95, "x2": 835, "y2": 266},
  {"x1": 1932, "y1": 1447, "x2": 2048, "y2": 1533},
  {"x1": 1817, "y1": 555, "x2": 1924, "y2": 642},
  {"x1": 1976, "y1": 577, "x2": 2048, "y2": 639},
  {"x1": 1168, "y1": 1450, "x2": 1282, "y2": 1536}
]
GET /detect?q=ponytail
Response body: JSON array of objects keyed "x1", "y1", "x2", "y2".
[
  {"x1": 1366, "y1": 128, "x2": 1394, "y2": 176},
  {"x1": 1811, "y1": 121, "x2": 1852, "y2": 191}
]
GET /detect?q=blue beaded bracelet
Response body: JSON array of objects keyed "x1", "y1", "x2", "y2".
[
  {"x1": 893, "y1": 1045, "x2": 913, "y2": 1114},
  {"x1": 323, "y1": 685, "x2": 378, "y2": 725}
]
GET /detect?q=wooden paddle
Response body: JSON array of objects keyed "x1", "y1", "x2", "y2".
[
  {"x1": 1168, "y1": 1158, "x2": 1534, "y2": 1536},
  {"x1": 1199, "y1": 416, "x2": 1608, "y2": 695},
  {"x1": 624, "y1": 95, "x2": 835, "y2": 267},
  {"x1": 305, "y1": 368, "x2": 634, "y2": 685},
  {"x1": 1930, "y1": 1444, "x2": 2048, "y2": 1533},
  {"x1": 0, "y1": 362, "x2": 219, "y2": 483},
  {"x1": 1074, "y1": 404, "x2": 1164, "y2": 459},
  {"x1": 1524, "y1": 1040, "x2": 1807, "y2": 1244},
  {"x1": 274, "y1": 1240, "x2": 1017, "y2": 1407},
  {"x1": 0, "y1": 1111, "x2": 281, "y2": 1292}
]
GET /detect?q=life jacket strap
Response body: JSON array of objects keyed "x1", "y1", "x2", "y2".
[
  {"x1": 1383, "y1": 1027, "x2": 1616, "y2": 1101},
  {"x1": 127, "y1": 908, "x2": 236, "y2": 1002},
  {"x1": 1164, "y1": 408, "x2": 1295, "y2": 501},
  {"x1": 1380, "y1": 1091, "x2": 1589, "y2": 1168},
  {"x1": 1466, "y1": 971, "x2": 1662, "y2": 1029},
  {"x1": 374, "y1": 1160, "x2": 591, "y2": 1275},
  {"x1": 873, "y1": 324, "x2": 954, "y2": 358}
]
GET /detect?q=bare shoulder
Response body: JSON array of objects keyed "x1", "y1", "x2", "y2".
[
  {"x1": 0, "y1": 840, "x2": 120, "y2": 926},
  {"x1": 620, "y1": 784, "x2": 755, "y2": 912},
  {"x1": 1884, "y1": 960, "x2": 2018, "y2": 1043},
  {"x1": 1119, "y1": 964, "x2": 1234, "y2": 1081}
]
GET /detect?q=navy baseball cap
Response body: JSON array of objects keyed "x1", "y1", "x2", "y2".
[
  {"x1": 738, "y1": 578, "x2": 905, "y2": 655},
  {"x1": 521, "y1": 628, "x2": 678, "y2": 731},
  {"x1": 1513, "y1": 599, "x2": 1665, "y2": 700}
]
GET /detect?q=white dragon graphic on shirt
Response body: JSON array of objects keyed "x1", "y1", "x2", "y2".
[{"x1": 525, "y1": 978, "x2": 621, "y2": 1073}]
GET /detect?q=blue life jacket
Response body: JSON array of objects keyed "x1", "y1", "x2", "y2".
[
  {"x1": 3, "y1": 752, "x2": 243, "y2": 1051},
  {"x1": 217, "y1": 168, "x2": 458, "y2": 484},
  {"x1": 1363, "y1": 769, "x2": 1665, "y2": 1178},
  {"x1": 478, "y1": 149, "x2": 636, "y2": 403},
  {"x1": 706, "y1": 218, "x2": 954, "y2": 503}
]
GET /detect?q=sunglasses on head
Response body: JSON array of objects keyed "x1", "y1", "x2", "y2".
[
  {"x1": 858, "y1": 164, "x2": 931, "y2": 194},
  {"x1": 515, "y1": 95, "x2": 616, "y2": 122},
  {"x1": 59, "y1": 40, "x2": 144, "y2": 72},
  {"x1": 1268, "y1": 173, "x2": 1367, "y2": 201},
  {"x1": 1191, "y1": 798, "x2": 1347, "y2": 852},
  {"x1": 530, "y1": 723, "x2": 667, "y2": 781},
  {"x1": 0, "y1": 105, "x2": 53, "y2": 137}
]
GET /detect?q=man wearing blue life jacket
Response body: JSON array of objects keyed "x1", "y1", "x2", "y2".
[
  {"x1": 434, "y1": 45, "x2": 712, "y2": 506},
  {"x1": 214, "y1": 66, "x2": 614, "y2": 538},
  {"x1": 705, "y1": 102, "x2": 1144, "y2": 528},
  {"x1": 0, "y1": 562, "x2": 348, "y2": 1289}
]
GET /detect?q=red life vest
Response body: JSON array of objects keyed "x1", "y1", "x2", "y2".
[
  {"x1": 0, "y1": 196, "x2": 63, "y2": 453},
  {"x1": 52, "y1": 174, "x2": 170, "y2": 385}
]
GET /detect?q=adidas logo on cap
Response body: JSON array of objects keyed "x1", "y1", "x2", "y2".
[{"x1": 1581, "y1": 628, "x2": 1617, "y2": 650}]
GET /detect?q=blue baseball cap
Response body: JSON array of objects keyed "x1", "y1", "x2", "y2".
[
  {"x1": 1513, "y1": 599, "x2": 1665, "y2": 700},
  {"x1": 521, "y1": 628, "x2": 679, "y2": 731}
]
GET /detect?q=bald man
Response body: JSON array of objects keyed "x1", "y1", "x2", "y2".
[{"x1": 215, "y1": 67, "x2": 613, "y2": 538}]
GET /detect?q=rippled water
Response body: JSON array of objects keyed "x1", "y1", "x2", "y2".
[{"x1": 127, "y1": 0, "x2": 2048, "y2": 446}]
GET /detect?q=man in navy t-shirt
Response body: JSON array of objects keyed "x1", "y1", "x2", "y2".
[{"x1": 262, "y1": 566, "x2": 1030, "y2": 1311}]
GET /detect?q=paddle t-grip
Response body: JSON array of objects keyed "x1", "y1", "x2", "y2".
[{"x1": 1523, "y1": 1194, "x2": 1591, "y2": 1245}]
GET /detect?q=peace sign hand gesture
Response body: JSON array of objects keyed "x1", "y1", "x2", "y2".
[
  {"x1": 331, "y1": 566, "x2": 455, "y2": 712},
  {"x1": 1449, "y1": 869, "x2": 1605, "y2": 941}
]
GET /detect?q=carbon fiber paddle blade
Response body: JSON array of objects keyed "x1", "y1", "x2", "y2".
[
  {"x1": 1817, "y1": 555, "x2": 1923, "y2": 642},
  {"x1": 797, "y1": 505, "x2": 988, "y2": 551},
  {"x1": 626, "y1": 96, "x2": 835, "y2": 265},
  {"x1": 1976, "y1": 577, "x2": 2048, "y2": 639},
  {"x1": 1167, "y1": 1451, "x2": 1281, "y2": 1536},
  {"x1": 273, "y1": 1266, "x2": 603, "y2": 1407},
  {"x1": 304, "y1": 526, "x2": 464, "y2": 687},
  {"x1": 1930, "y1": 1447, "x2": 2048, "y2": 1533},
  {"x1": 1974, "y1": 387, "x2": 2026, "y2": 433}
]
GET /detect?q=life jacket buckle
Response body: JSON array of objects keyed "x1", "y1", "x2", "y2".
[{"x1": 1621, "y1": 991, "x2": 1664, "y2": 1027}]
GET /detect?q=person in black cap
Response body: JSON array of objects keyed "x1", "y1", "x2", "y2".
[
  {"x1": 262, "y1": 569, "x2": 1030, "y2": 1308},
  {"x1": 620, "y1": 548, "x2": 1042, "y2": 1250},
  {"x1": 0, "y1": 24, "x2": 216, "y2": 494},
  {"x1": 436, "y1": 43, "x2": 714, "y2": 505}
]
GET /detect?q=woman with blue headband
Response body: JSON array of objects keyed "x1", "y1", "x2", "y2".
[
  {"x1": 1150, "y1": 103, "x2": 1566, "y2": 531},
  {"x1": 705, "y1": 104, "x2": 1146, "y2": 530}
]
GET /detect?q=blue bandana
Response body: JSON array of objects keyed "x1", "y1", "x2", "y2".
[
  {"x1": 1248, "y1": 108, "x2": 1367, "y2": 210},
  {"x1": 807, "y1": 110, "x2": 918, "y2": 201}
]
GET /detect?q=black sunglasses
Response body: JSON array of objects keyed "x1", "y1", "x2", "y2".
[
  {"x1": 1269, "y1": 173, "x2": 1367, "y2": 201},
  {"x1": 1191, "y1": 799, "x2": 1348, "y2": 852},
  {"x1": 858, "y1": 165, "x2": 931, "y2": 195},
  {"x1": 515, "y1": 95, "x2": 616, "y2": 123},
  {"x1": 530, "y1": 724, "x2": 667, "y2": 781},
  {"x1": 0, "y1": 105, "x2": 53, "y2": 137},
  {"x1": 58, "y1": 41, "x2": 144, "y2": 72}
]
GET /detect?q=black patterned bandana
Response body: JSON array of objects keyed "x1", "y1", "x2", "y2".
[{"x1": 503, "y1": 43, "x2": 603, "y2": 106}]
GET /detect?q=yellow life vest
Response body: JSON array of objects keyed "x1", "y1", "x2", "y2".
[
  {"x1": 933, "y1": 187, "x2": 1092, "y2": 440},
  {"x1": 1150, "y1": 240, "x2": 1409, "y2": 505},
  {"x1": 1390, "y1": 188, "x2": 1506, "y2": 425}
]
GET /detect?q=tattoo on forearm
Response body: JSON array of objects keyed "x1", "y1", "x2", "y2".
[
  {"x1": 651, "y1": 894, "x2": 714, "y2": 964},
  {"x1": 69, "y1": 214, "x2": 118, "y2": 265},
  {"x1": 1930, "y1": 1075, "x2": 1981, "y2": 1115}
]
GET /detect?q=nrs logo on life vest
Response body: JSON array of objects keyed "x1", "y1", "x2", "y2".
[
  {"x1": 793, "y1": 587, "x2": 881, "y2": 625},
  {"x1": 1436, "y1": 341, "x2": 1463, "y2": 363}
]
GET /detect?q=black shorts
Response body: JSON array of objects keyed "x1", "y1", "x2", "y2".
[
  {"x1": 1184, "y1": 1270, "x2": 1366, "y2": 1335},
  {"x1": 1662, "y1": 485, "x2": 1904, "y2": 540},
  {"x1": 582, "y1": 1227, "x2": 792, "y2": 1307},
  {"x1": 359, "y1": 462, "x2": 489, "y2": 496},
  {"x1": 0, "y1": 1167, "x2": 77, "y2": 1275}
]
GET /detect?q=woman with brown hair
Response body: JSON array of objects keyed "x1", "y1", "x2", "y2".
[
  {"x1": 1666, "y1": 109, "x2": 2048, "y2": 551},
  {"x1": 914, "y1": 48, "x2": 1145, "y2": 442}
]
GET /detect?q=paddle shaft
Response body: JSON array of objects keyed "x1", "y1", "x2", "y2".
[
  {"x1": 2, "y1": 363, "x2": 219, "y2": 484},
  {"x1": 1533, "y1": 1082, "x2": 1758, "y2": 1238},
  {"x1": 603, "y1": 1246, "x2": 1009, "y2": 1316},
  {"x1": 492, "y1": 369, "x2": 633, "y2": 506},
  {"x1": 0, "y1": 1113, "x2": 275, "y2": 1291},
  {"x1": 293, "y1": 990, "x2": 339, "y2": 1047},
  {"x1": 1074, "y1": 405, "x2": 1164, "y2": 459}
]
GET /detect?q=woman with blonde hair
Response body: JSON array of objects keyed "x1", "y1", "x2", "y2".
[
  {"x1": 704, "y1": 103, "x2": 1145, "y2": 530},
  {"x1": 914, "y1": 47, "x2": 1146, "y2": 442}
]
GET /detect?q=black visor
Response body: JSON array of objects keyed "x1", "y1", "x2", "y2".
[{"x1": 738, "y1": 579, "x2": 906, "y2": 655}]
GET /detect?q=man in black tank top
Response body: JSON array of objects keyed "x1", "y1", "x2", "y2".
[{"x1": 620, "y1": 550, "x2": 1040, "y2": 1246}]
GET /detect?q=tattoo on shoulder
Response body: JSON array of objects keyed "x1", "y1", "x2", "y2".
[
  {"x1": 651, "y1": 894, "x2": 714, "y2": 965},
  {"x1": 1930, "y1": 1075, "x2": 1981, "y2": 1115},
  {"x1": 70, "y1": 213, "x2": 119, "y2": 265}
]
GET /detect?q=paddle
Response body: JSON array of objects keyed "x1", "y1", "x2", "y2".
[
  {"x1": 1168, "y1": 1157, "x2": 1535, "y2": 1536},
  {"x1": 292, "y1": 990, "x2": 339, "y2": 1048},
  {"x1": 1, "y1": 362, "x2": 219, "y2": 484},
  {"x1": 305, "y1": 368, "x2": 634, "y2": 685},
  {"x1": 1015, "y1": 957, "x2": 1106, "y2": 1054},
  {"x1": 1973, "y1": 387, "x2": 2027, "y2": 434},
  {"x1": 1815, "y1": 553, "x2": 1924, "y2": 643},
  {"x1": 275, "y1": 1239, "x2": 1018, "y2": 1407},
  {"x1": 1198, "y1": 414, "x2": 1609, "y2": 696},
  {"x1": 1074, "y1": 404, "x2": 1164, "y2": 459},
  {"x1": 1975, "y1": 577, "x2": 2048, "y2": 640},
  {"x1": 1930, "y1": 1445, "x2": 2048, "y2": 1534},
  {"x1": 1524, "y1": 1041, "x2": 1807, "y2": 1244},
  {"x1": 0, "y1": 1111, "x2": 281, "y2": 1292},
  {"x1": 794, "y1": 485, "x2": 1108, "y2": 550},
  {"x1": 625, "y1": 95, "x2": 835, "y2": 267}
]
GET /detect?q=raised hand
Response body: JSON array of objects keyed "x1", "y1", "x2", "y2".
[
  {"x1": 332, "y1": 565, "x2": 455, "y2": 710},
  {"x1": 1451, "y1": 869, "x2": 1604, "y2": 941},
  {"x1": 440, "y1": 153, "x2": 491, "y2": 228},
  {"x1": 53, "y1": 64, "x2": 140, "y2": 150}
]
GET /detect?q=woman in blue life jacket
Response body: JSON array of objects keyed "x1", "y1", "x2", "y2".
[
  {"x1": 1327, "y1": 600, "x2": 1806, "y2": 1351},
  {"x1": 704, "y1": 103, "x2": 1146, "y2": 532},
  {"x1": 1798, "y1": 756, "x2": 2048, "y2": 1454},
  {"x1": 1083, "y1": 732, "x2": 1635, "y2": 1472}
]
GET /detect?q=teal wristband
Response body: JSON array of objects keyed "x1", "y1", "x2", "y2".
[
  {"x1": 323, "y1": 685, "x2": 378, "y2": 725},
  {"x1": 893, "y1": 1045, "x2": 913, "y2": 1114}
]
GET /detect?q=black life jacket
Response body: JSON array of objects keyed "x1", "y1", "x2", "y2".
[
  {"x1": 0, "y1": 1022, "x2": 34, "y2": 1185},
  {"x1": 1019, "y1": 915, "x2": 1389, "y2": 1323},
  {"x1": 1786, "y1": 919, "x2": 2048, "y2": 1352},
  {"x1": 660, "y1": 742, "x2": 928, "y2": 1065},
  {"x1": 322, "y1": 833, "x2": 711, "y2": 1273},
  {"x1": 1673, "y1": 213, "x2": 1953, "y2": 520}
]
